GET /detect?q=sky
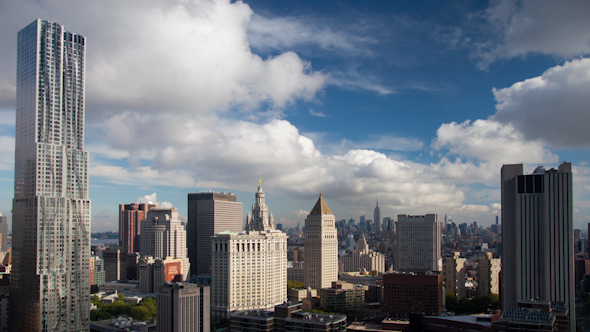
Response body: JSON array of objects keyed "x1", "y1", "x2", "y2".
[{"x1": 0, "y1": 0, "x2": 589, "y2": 232}]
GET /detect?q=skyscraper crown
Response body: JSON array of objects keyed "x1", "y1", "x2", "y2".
[{"x1": 309, "y1": 193, "x2": 333, "y2": 215}]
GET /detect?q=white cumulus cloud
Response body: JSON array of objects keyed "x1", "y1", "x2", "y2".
[{"x1": 493, "y1": 58, "x2": 590, "y2": 147}]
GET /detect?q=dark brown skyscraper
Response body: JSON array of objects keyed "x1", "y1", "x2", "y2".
[{"x1": 187, "y1": 192, "x2": 242, "y2": 276}]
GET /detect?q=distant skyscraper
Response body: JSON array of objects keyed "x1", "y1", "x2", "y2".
[
  {"x1": 0, "y1": 212, "x2": 7, "y2": 253},
  {"x1": 11, "y1": 19, "x2": 90, "y2": 331},
  {"x1": 304, "y1": 193, "x2": 338, "y2": 290},
  {"x1": 501, "y1": 163, "x2": 574, "y2": 331},
  {"x1": 211, "y1": 182, "x2": 287, "y2": 317},
  {"x1": 374, "y1": 200, "x2": 381, "y2": 232},
  {"x1": 395, "y1": 214, "x2": 441, "y2": 272},
  {"x1": 382, "y1": 217, "x2": 392, "y2": 231},
  {"x1": 187, "y1": 192, "x2": 242, "y2": 275},
  {"x1": 119, "y1": 202, "x2": 156, "y2": 253},
  {"x1": 140, "y1": 207, "x2": 190, "y2": 279}
]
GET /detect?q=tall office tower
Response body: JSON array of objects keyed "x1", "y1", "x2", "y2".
[
  {"x1": 210, "y1": 182, "x2": 287, "y2": 317},
  {"x1": 382, "y1": 217, "x2": 391, "y2": 231},
  {"x1": 157, "y1": 282, "x2": 210, "y2": 332},
  {"x1": 477, "y1": 252, "x2": 501, "y2": 297},
  {"x1": 374, "y1": 200, "x2": 381, "y2": 233},
  {"x1": 0, "y1": 212, "x2": 7, "y2": 252},
  {"x1": 395, "y1": 214, "x2": 441, "y2": 272},
  {"x1": 501, "y1": 163, "x2": 574, "y2": 331},
  {"x1": 11, "y1": 19, "x2": 90, "y2": 331},
  {"x1": 140, "y1": 207, "x2": 190, "y2": 279},
  {"x1": 187, "y1": 192, "x2": 242, "y2": 276},
  {"x1": 304, "y1": 193, "x2": 338, "y2": 290},
  {"x1": 443, "y1": 252, "x2": 467, "y2": 298},
  {"x1": 119, "y1": 202, "x2": 156, "y2": 254}
]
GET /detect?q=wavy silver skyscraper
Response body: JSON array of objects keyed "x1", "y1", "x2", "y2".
[{"x1": 11, "y1": 19, "x2": 90, "y2": 331}]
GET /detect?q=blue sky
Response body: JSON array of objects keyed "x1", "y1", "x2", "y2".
[{"x1": 1, "y1": 0, "x2": 590, "y2": 231}]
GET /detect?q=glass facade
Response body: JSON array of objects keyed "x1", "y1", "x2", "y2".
[{"x1": 10, "y1": 19, "x2": 91, "y2": 331}]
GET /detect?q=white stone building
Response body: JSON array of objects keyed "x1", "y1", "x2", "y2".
[
  {"x1": 211, "y1": 182, "x2": 287, "y2": 318},
  {"x1": 304, "y1": 193, "x2": 338, "y2": 290},
  {"x1": 340, "y1": 234, "x2": 385, "y2": 274}
]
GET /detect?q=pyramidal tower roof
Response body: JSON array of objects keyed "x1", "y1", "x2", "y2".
[{"x1": 309, "y1": 193, "x2": 333, "y2": 215}]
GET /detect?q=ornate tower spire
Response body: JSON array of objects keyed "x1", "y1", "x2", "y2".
[{"x1": 249, "y1": 180, "x2": 273, "y2": 231}]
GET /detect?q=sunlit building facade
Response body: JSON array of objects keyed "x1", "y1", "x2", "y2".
[{"x1": 10, "y1": 19, "x2": 91, "y2": 331}]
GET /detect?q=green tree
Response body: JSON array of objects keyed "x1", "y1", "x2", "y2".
[
  {"x1": 445, "y1": 291, "x2": 457, "y2": 311},
  {"x1": 286, "y1": 280, "x2": 305, "y2": 296},
  {"x1": 90, "y1": 295, "x2": 158, "y2": 321}
]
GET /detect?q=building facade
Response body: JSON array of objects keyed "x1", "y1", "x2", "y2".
[
  {"x1": 157, "y1": 282, "x2": 210, "y2": 332},
  {"x1": 211, "y1": 183, "x2": 287, "y2": 317},
  {"x1": 287, "y1": 261, "x2": 305, "y2": 283},
  {"x1": 443, "y1": 252, "x2": 466, "y2": 298},
  {"x1": 93, "y1": 257, "x2": 106, "y2": 288},
  {"x1": 476, "y1": 252, "x2": 501, "y2": 297},
  {"x1": 395, "y1": 214, "x2": 441, "y2": 272},
  {"x1": 139, "y1": 256, "x2": 184, "y2": 294},
  {"x1": 187, "y1": 192, "x2": 242, "y2": 276},
  {"x1": 103, "y1": 249, "x2": 127, "y2": 282},
  {"x1": 230, "y1": 302, "x2": 347, "y2": 332},
  {"x1": 139, "y1": 207, "x2": 190, "y2": 279},
  {"x1": 0, "y1": 212, "x2": 7, "y2": 253},
  {"x1": 340, "y1": 234, "x2": 385, "y2": 274},
  {"x1": 11, "y1": 19, "x2": 91, "y2": 331},
  {"x1": 304, "y1": 194, "x2": 338, "y2": 290},
  {"x1": 119, "y1": 203, "x2": 156, "y2": 254},
  {"x1": 319, "y1": 281, "x2": 365, "y2": 312},
  {"x1": 383, "y1": 271, "x2": 443, "y2": 317},
  {"x1": 501, "y1": 163, "x2": 574, "y2": 331}
]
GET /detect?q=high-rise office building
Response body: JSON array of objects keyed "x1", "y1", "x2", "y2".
[
  {"x1": 501, "y1": 163, "x2": 574, "y2": 331},
  {"x1": 374, "y1": 200, "x2": 381, "y2": 233},
  {"x1": 395, "y1": 214, "x2": 441, "y2": 272},
  {"x1": 139, "y1": 207, "x2": 190, "y2": 279},
  {"x1": 304, "y1": 193, "x2": 338, "y2": 290},
  {"x1": 119, "y1": 202, "x2": 156, "y2": 254},
  {"x1": 11, "y1": 19, "x2": 90, "y2": 331},
  {"x1": 187, "y1": 192, "x2": 242, "y2": 276},
  {"x1": 211, "y1": 182, "x2": 287, "y2": 317}
]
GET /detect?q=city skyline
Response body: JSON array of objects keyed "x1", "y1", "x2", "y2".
[{"x1": 1, "y1": 1, "x2": 590, "y2": 231}]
